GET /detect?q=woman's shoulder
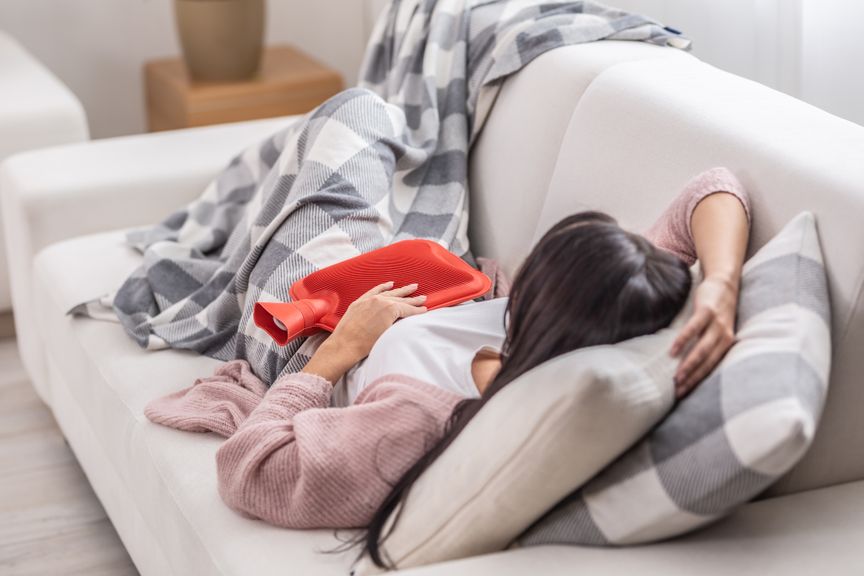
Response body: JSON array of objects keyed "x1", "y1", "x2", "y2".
[{"x1": 681, "y1": 167, "x2": 751, "y2": 216}]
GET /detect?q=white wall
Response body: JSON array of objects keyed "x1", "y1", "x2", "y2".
[
  {"x1": 613, "y1": 0, "x2": 802, "y2": 96},
  {"x1": 616, "y1": 0, "x2": 864, "y2": 126},
  {"x1": 1, "y1": 0, "x2": 861, "y2": 138},
  {"x1": 0, "y1": 0, "x2": 375, "y2": 138},
  {"x1": 800, "y1": 0, "x2": 864, "y2": 126}
]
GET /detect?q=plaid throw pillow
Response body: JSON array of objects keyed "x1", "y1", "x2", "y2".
[{"x1": 518, "y1": 211, "x2": 832, "y2": 546}]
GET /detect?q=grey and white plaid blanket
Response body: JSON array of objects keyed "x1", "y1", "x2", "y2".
[{"x1": 73, "y1": 0, "x2": 687, "y2": 384}]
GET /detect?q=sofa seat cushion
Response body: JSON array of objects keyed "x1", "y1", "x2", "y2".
[
  {"x1": 32, "y1": 231, "x2": 354, "y2": 576},
  {"x1": 395, "y1": 478, "x2": 864, "y2": 576}
]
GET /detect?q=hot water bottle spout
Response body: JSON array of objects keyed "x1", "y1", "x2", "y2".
[{"x1": 254, "y1": 298, "x2": 332, "y2": 345}]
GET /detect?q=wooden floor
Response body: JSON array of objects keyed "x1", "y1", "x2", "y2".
[{"x1": 0, "y1": 338, "x2": 138, "y2": 576}]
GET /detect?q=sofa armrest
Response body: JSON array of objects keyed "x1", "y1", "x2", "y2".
[
  {"x1": 0, "y1": 116, "x2": 298, "y2": 250},
  {"x1": 0, "y1": 31, "x2": 89, "y2": 160},
  {"x1": 0, "y1": 115, "x2": 298, "y2": 400},
  {"x1": 0, "y1": 31, "x2": 90, "y2": 311}
]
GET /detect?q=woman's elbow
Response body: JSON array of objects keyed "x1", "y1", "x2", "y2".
[
  {"x1": 215, "y1": 439, "x2": 258, "y2": 517},
  {"x1": 214, "y1": 433, "x2": 306, "y2": 528}
]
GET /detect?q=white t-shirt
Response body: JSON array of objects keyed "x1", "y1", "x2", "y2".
[{"x1": 338, "y1": 297, "x2": 509, "y2": 406}]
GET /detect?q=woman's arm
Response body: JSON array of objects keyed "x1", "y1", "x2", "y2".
[
  {"x1": 215, "y1": 373, "x2": 458, "y2": 529},
  {"x1": 645, "y1": 167, "x2": 750, "y2": 266},
  {"x1": 215, "y1": 281, "x2": 432, "y2": 528},
  {"x1": 644, "y1": 167, "x2": 751, "y2": 397},
  {"x1": 670, "y1": 192, "x2": 750, "y2": 394}
]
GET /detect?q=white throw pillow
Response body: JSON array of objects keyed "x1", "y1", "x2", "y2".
[{"x1": 352, "y1": 293, "x2": 694, "y2": 574}]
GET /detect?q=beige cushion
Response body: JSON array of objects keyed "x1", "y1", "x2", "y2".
[{"x1": 354, "y1": 300, "x2": 693, "y2": 574}]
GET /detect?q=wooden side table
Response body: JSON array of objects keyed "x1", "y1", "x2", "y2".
[{"x1": 145, "y1": 45, "x2": 344, "y2": 131}]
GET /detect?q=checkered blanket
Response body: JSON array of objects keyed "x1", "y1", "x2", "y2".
[{"x1": 72, "y1": 0, "x2": 688, "y2": 384}]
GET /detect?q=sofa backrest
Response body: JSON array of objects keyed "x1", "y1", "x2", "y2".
[
  {"x1": 468, "y1": 41, "x2": 693, "y2": 278},
  {"x1": 469, "y1": 44, "x2": 864, "y2": 497}
]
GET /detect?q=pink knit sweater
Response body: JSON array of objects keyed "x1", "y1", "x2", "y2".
[{"x1": 144, "y1": 167, "x2": 750, "y2": 529}]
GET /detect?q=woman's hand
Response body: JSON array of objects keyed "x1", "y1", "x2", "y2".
[
  {"x1": 301, "y1": 281, "x2": 427, "y2": 383},
  {"x1": 672, "y1": 186, "x2": 750, "y2": 400},
  {"x1": 329, "y1": 281, "x2": 427, "y2": 361},
  {"x1": 670, "y1": 274, "x2": 738, "y2": 398}
]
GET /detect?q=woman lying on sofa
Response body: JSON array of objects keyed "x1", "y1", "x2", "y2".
[{"x1": 146, "y1": 167, "x2": 750, "y2": 558}]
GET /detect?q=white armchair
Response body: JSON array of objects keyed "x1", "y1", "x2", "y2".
[{"x1": 0, "y1": 31, "x2": 89, "y2": 311}]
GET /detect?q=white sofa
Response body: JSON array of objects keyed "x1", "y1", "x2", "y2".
[
  {"x1": 3, "y1": 41, "x2": 864, "y2": 576},
  {"x1": 0, "y1": 31, "x2": 88, "y2": 311}
]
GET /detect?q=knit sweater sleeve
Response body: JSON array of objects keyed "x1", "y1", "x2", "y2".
[
  {"x1": 215, "y1": 373, "x2": 461, "y2": 529},
  {"x1": 644, "y1": 167, "x2": 751, "y2": 265}
]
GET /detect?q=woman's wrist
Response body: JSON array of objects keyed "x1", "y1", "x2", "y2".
[
  {"x1": 301, "y1": 335, "x2": 361, "y2": 384},
  {"x1": 703, "y1": 268, "x2": 740, "y2": 294}
]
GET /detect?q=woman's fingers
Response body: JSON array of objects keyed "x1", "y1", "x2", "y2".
[
  {"x1": 358, "y1": 282, "x2": 421, "y2": 303},
  {"x1": 677, "y1": 345, "x2": 726, "y2": 397},
  {"x1": 675, "y1": 325, "x2": 720, "y2": 389},
  {"x1": 387, "y1": 294, "x2": 427, "y2": 306},
  {"x1": 361, "y1": 281, "x2": 396, "y2": 298},
  {"x1": 670, "y1": 307, "x2": 711, "y2": 357},
  {"x1": 675, "y1": 320, "x2": 734, "y2": 393},
  {"x1": 382, "y1": 282, "x2": 420, "y2": 297},
  {"x1": 396, "y1": 303, "x2": 428, "y2": 318}
]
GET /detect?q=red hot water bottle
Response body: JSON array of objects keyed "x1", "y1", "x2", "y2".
[{"x1": 254, "y1": 239, "x2": 492, "y2": 346}]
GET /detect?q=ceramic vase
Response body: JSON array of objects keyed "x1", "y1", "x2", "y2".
[{"x1": 174, "y1": 0, "x2": 265, "y2": 82}]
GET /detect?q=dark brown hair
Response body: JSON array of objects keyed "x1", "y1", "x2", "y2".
[{"x1": 360, "y1": 211, "x2": 692, "y2": 567}]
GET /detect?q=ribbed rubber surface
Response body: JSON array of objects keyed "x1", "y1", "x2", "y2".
[{"x1": 291, "y1": 239, "x2": 490, "y2": 318}]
